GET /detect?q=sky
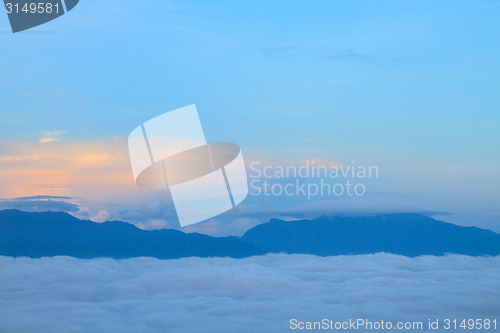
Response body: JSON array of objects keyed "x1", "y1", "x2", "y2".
[{"x1": 0, "y1": 0, "x2": 499, "y2": 234}]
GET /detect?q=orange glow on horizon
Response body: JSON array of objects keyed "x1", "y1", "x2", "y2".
[{"x1": 0, "y1": 138, "x2": 135, "y2": 199}]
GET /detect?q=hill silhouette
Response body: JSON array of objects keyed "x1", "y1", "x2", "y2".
[
  {"x1": 1, "y1": 210, "x2": 499, "y2": 259},
  {"x1": 0, "y1": 210, "x2": 262, "y2": 259},
  {"x1": 241, "y1": 214, "x2": 500, "y2": 257}
]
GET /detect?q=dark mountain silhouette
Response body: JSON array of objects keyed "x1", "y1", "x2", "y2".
[
  {"x1": 0, "y1": 210, "x2": 263, "y2": 259},
  {"x1": 241, "y1": 214, "x2": 500, "y2": 257},
  {"x1": 0, "y1": 210, "x2": 499, "y2": 259}
]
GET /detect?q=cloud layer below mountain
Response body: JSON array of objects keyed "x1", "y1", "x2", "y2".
[{"x1": 0, "y1": 254, "x2": 498, "y2": 333}]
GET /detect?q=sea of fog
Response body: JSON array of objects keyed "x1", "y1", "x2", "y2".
[{"x1": 0, "y1": 254, "x2": 498, "y2": 333}]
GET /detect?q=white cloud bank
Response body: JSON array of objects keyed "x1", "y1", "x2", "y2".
[{"x1": 0, "y1": 254, "x2": 498, "y2": 333}]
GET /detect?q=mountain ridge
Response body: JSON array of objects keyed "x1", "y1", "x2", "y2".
[
  {"x1": 0, "y1": 209, "x2": 499, "y2": 259},
  {"x1": 0, "y1": 210, "x2": 262, "y2": 259},
  {"x1": 241, "y1": 214, "x2": 500, "y2": 257}
]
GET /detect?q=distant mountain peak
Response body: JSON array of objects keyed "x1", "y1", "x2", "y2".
[
  {"x1": 1, "y1": 210, "x2": 498, "y2": 259},
  {"x1": 241, "y1": 214, "x2": 500, "y2": 257}
]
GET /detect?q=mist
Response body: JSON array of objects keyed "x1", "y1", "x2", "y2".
[{"x1": 0, "y1": 254, "x2": 498, "y2": 333}]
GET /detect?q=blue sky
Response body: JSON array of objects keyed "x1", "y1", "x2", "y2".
[{"x1": 0, "y1": 0, "x2": 499, "y2": 233}]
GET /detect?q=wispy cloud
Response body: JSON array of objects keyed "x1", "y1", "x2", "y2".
[
  {"x1": 0, "y1": 137, "x2": 132, "y2": 198},
  {"x1": 237, "y1": 196, "x2": 447, "y2": 219},
  {"x1": 0, "y1": 197, "x2": 80, "y2": 213},
  {"x1": 0, "y1": 139, "x2": 469, "y2": 235},
  {"x1": 39, "y1": 130, "x2": 66, "y2": 143},
  {"x1": 0, "y1": 138, "x2": 141, "y2": 223},
  {"x1": 260, "y1": 45, "x2": 372, "y2": 61},
  {"x1": 260, "y1": 44, "x2": 431, "y2": 65},
  {"x1": 0, "y1": 139, "x2": 351, "y2": 232},
  {"x1": 325, "y1": 48, "x2": 370, "y2": 60}
]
